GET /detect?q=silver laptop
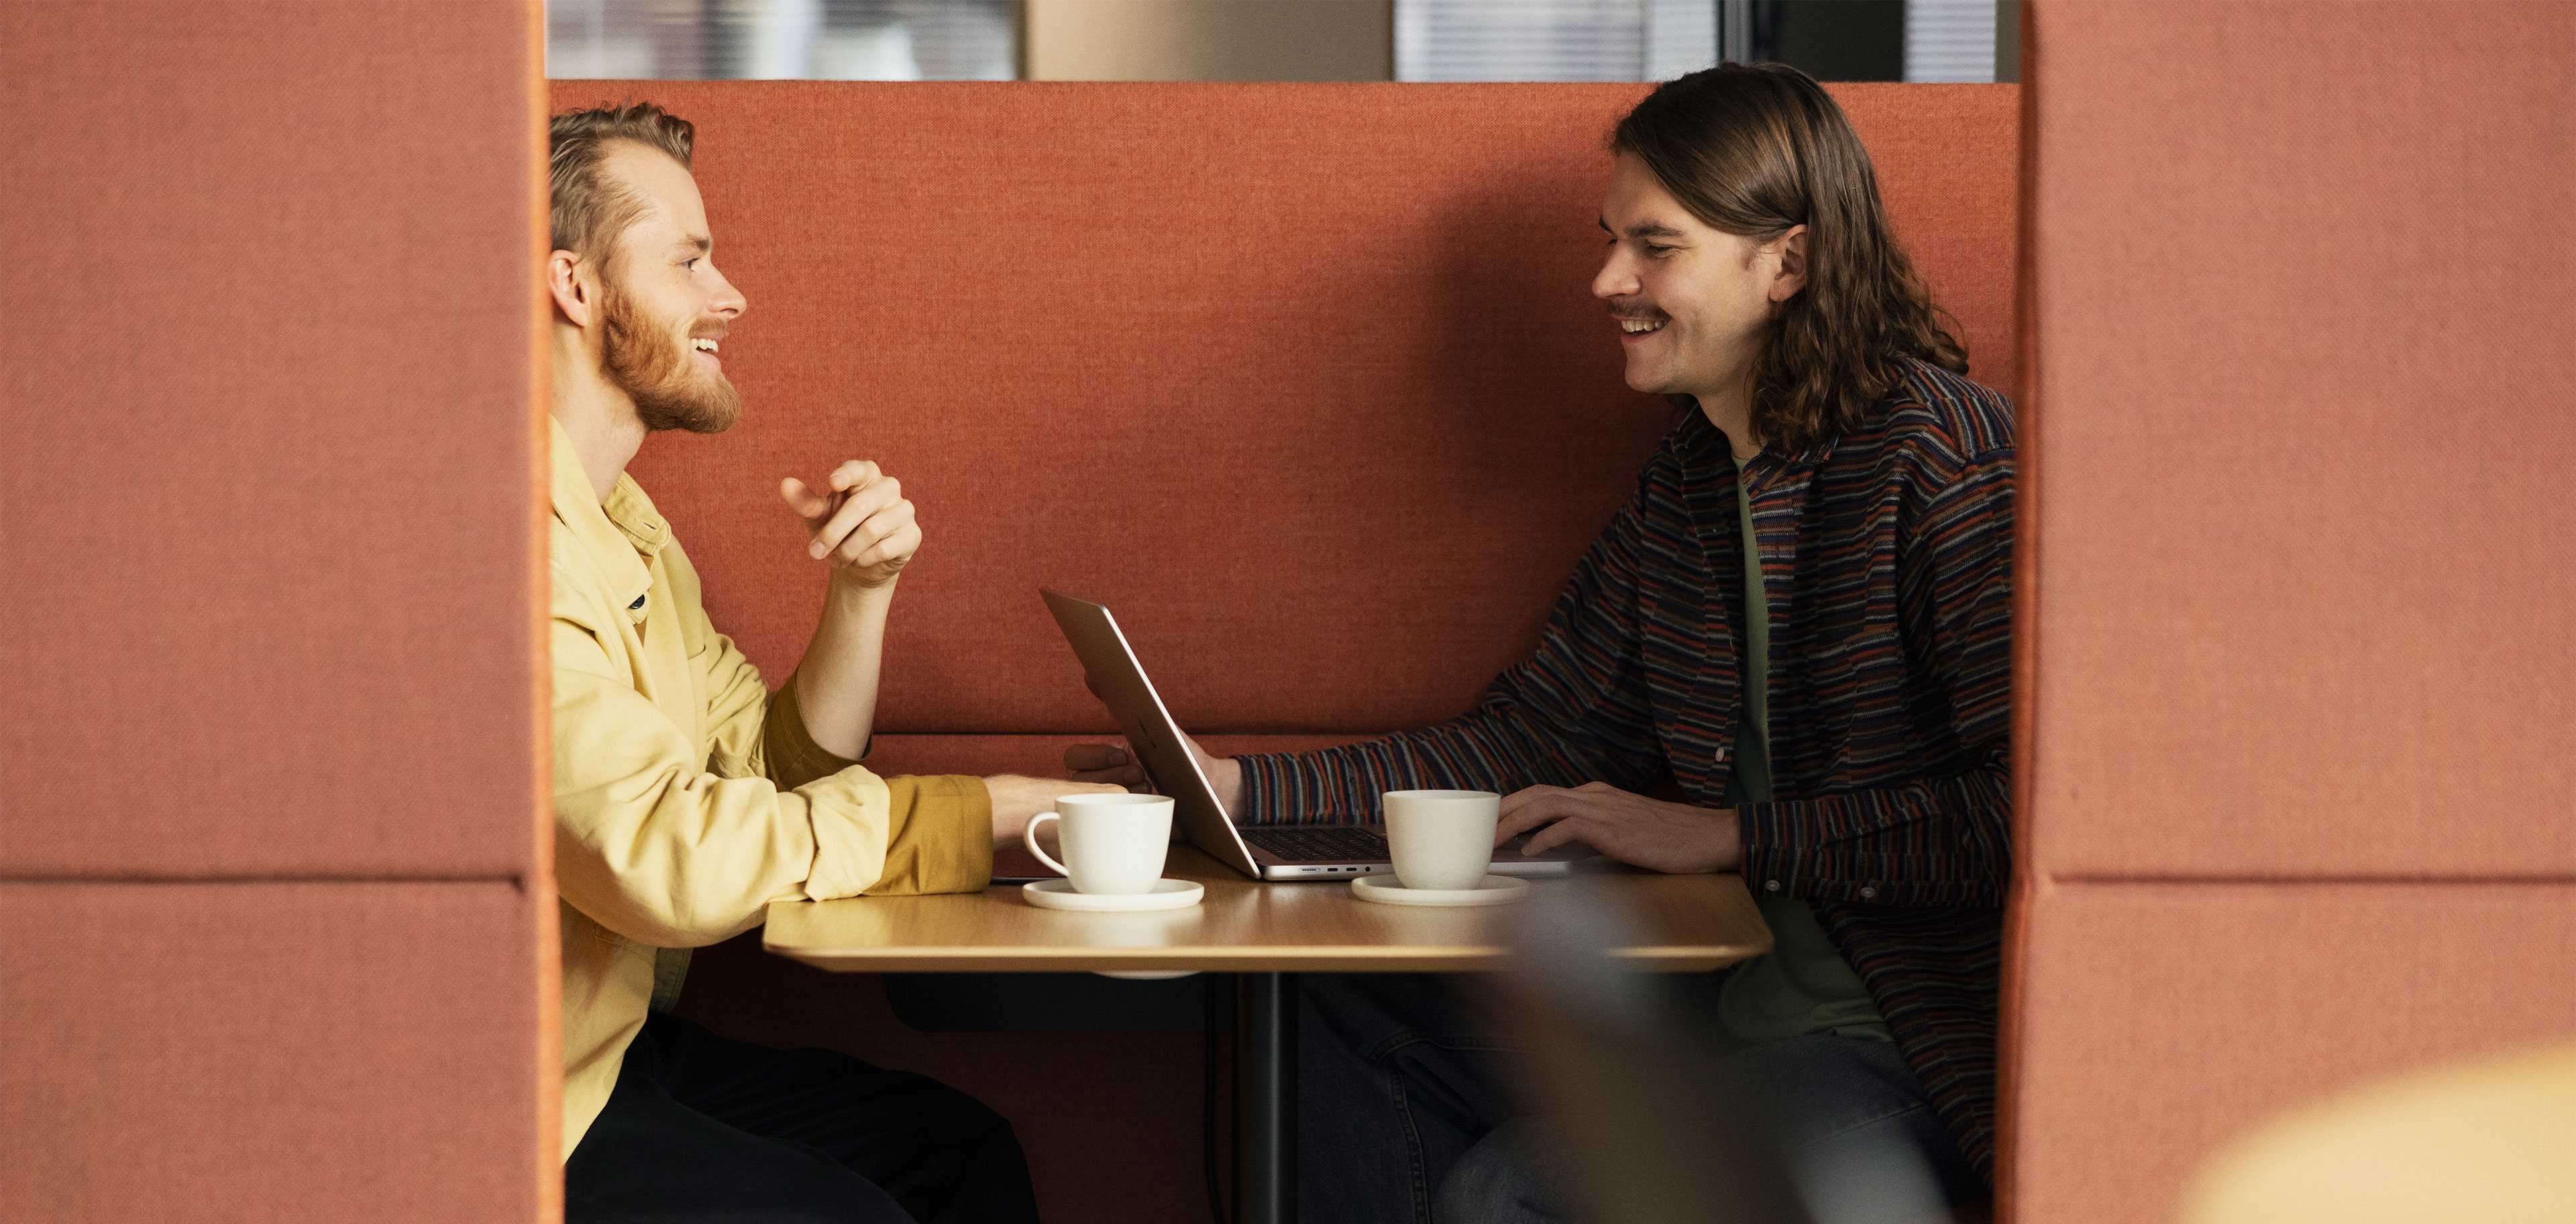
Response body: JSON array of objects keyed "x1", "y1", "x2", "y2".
[{"x1": 1040, "y1": 589, "x2": 1590, "y2": 881}]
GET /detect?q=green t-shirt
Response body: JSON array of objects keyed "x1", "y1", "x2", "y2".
[{"x1": 1712, "y1": 450, "x2": 1893, "y2": 1049}]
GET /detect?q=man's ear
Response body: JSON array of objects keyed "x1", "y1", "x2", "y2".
[
  {"x1": 1768, "y1": 224, "x2": 1809, "y2": 304},
  {"x1": 546, "y1": 249, "x2": 596, "y2": 329}
]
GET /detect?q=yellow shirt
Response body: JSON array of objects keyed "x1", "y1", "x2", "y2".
[{"x1": 548, "y1": 419, "x2": 991, "y2": 1160}]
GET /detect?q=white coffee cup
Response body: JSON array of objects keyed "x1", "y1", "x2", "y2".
[
  {"x1": 1382, "y1": 789, "x2": 1501, "y2": 891},
  {"x1": 1024, "y1": 793, "x2": 1175, "y2": 896}
]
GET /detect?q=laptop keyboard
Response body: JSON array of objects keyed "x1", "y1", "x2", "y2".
[{"x1": 1240, "y1": 825, "x2": 1389, "y2": 862}]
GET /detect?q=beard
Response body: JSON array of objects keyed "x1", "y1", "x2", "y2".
[{"x1": 600, "y1": 279, "x2": 740, "y2": 435}]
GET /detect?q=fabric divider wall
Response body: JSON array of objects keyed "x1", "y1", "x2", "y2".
[
  {"x1": 3, "y1": 3, "x2": 551, "y2": 1222},
  {"x1": 2010, "y1": 3, "x2": 2576, "y2": 1219},
  {"x1": 547, "y1": 80, "x2": 2020, "y2": 740},
  {"x1": 2018, "y1": 0, "x2": 2575, "y2": 882},
  {"x1": 2010, "y1": 880, "x2": 2576, "y2": 1224},
  {"x1": 0, "y1": 882, "x2": 544, "y2": 1223},
  {"x1": 2, "y1": 1, "x2": 547, "y2": 881}
]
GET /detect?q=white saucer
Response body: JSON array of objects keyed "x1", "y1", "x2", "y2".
[
  {"x1": 1350, "y1": 874, "x2": 1530, "y2": 907},
  {"x1": 1022, "y1": 878, "x2": 1203, "y2": 912}
]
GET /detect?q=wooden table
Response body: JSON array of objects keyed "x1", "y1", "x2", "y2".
[{"x1": 765, "y1": 848, "x2": 1772, "y2": 1224}]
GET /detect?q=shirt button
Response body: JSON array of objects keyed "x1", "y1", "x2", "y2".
[
  {"x1": 1764, "y1": 879, "x2": 1782, "y2": 892},
  {"x1": 1715, "y1": 746, "x2": 1731, "y2": 762},
  {"x1": 1860, "y1": 885, "x2": 1879, "y2": 900},
  {"x1": 629, "y1": 593, "x2": 647, "y2": 610}
]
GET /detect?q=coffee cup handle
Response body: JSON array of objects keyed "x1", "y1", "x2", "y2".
[{"x1": 1023, "y1": 812, "x2": 1069, "y2": 878}]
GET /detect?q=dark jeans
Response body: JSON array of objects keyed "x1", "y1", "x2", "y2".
[
  {"x1": 564, "y1": 1013, "x2": 1039, "y2": 1224},
  {"x1": 1298, "y1": 974, "x2": 1982, "y2": 1224}
]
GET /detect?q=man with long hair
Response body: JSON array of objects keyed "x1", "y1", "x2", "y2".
[
  {"x1": 545, "y1": 102, "x2": 1118, "y2": 1222},
  {"x1": 1072, "y1": 64, "x2": 2012, "y2": 1221}
]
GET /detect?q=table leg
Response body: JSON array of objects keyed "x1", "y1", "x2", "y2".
[{"x1": 1234, "y1": 971, "x2": 1297, "y2": 1224}]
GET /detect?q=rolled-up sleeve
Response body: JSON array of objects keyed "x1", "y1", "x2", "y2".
[
  {"x1": 760, "y1": 670, "x2": 869, "y2": 790},
  {"x1": 759, "y1": 670, "x2": 994, "y2": 894},
  {"x1": 551, "y1": 605, "x2": 906, "y2": 948},
  {"x1": 553, "y1": 593, "x2": 994, "y2": 948},
  {"x1": 871, "y1": 775, "x2": 993, "y2": 895}
]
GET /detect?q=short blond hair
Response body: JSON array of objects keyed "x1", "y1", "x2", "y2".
[{"x1": 547, "y1": 102, "x2": 696, "y2": 264}]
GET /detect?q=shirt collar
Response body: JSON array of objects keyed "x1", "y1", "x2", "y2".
[
  {"x1": 1666, "y1": 403, "x2": 1829, "y2": 473},
  {"x1": 1667, "y1": 404, "x2": 1737, "y2": 465},
  {"x1": 548, "y1": 417, "x2": 670, "y2": 619}
]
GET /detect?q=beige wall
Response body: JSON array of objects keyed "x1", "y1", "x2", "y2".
[{"x1": 1027, "y1": 0, "x2": 1391, "y2": 81}]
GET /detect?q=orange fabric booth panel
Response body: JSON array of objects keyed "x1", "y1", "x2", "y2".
[
  {"x1": 545, "y1": 79, "x2": 2021, "y2": 770},
  {"x1": 546, "y1": 79, "x2": 2020, "y2": 1223},
  {"x1": 2008, "y1": 3, "x2": 2576, "y2": 1223},
  {"x1": 4, "y1": 3, "x2": 551, "y2": 1223}
]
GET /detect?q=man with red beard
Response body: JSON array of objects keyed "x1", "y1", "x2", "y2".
[{"x1": 543, "y1": 103, "x2": 1111, "y2": 1223}]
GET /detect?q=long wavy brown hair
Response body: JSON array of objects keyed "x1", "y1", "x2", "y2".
[{"x1": 1612, "y1": 63, "x2": 1966, "y2": 454}]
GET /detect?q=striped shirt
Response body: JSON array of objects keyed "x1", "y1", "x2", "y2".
[{"x1": 1238, "y1": 358, "x2": 2016, "y2": 1178}]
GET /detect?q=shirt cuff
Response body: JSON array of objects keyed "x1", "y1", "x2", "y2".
[
  {"x1": 864, "y1": 775, "x2": 994, "y2": 896},
  {"x1": 763, "y1": 670, "x2": 869, "y2": 792}
]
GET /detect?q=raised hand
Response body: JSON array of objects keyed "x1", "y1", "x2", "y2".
[{"x1": 780, "y1": 460, "x2": 920, "y2": 591}]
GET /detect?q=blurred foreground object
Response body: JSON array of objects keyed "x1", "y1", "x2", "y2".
[
  {"x1": 2180, "y1": 1043, "x2": 2576, "y2": 1224},
  {"x1": 1491, "y1": 878, "x2": 1962, "y2": 1224}
]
